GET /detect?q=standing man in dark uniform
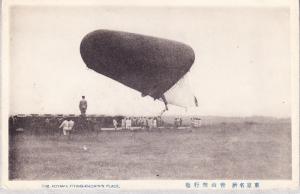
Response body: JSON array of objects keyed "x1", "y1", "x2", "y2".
[
  {"x1": 79, "y1": 96, "x2": 88, "y2": 116},
  {"x1": 78, "y1": 96, "x2": 88, "y2": 131}
]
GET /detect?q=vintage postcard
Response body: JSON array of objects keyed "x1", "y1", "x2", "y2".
[{"x1": 1, "y1": 0, "x2": 299, "y2": 191}]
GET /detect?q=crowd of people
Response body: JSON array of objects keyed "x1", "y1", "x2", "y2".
[
  {"x1": 174, "y1": 118, "x2": 183, "y2": 128},
  {"x1": 9, "y1": 96, "x2": 202, "y2": 137},
  {"x1": 114, "y1": 117, "x2": 161, "y2": 130}
]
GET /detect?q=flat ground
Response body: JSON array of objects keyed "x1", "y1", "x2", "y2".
[{"x1": 9, "y1": 118, "x2": 291, "y2": 180}]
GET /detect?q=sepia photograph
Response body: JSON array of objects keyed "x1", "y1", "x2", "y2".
[{"x1": 1, "y1": 0, "x2": 299, "y2": 190}]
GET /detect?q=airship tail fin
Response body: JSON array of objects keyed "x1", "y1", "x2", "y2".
[{"x1": 194, "y1": 96, "x2": 199, "y2": 107}]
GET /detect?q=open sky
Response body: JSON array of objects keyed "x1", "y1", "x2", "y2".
[{"x1": 9, "y1": 6, "x2": 291, "y2": 117}]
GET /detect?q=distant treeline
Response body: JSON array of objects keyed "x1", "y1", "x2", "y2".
[
  {"x1": 8, "y1": 114, "x2": 166, "y2": 135},
  {"x1": 8, "y1": 114, "x2": 288, "y2": 135},
  {"x1": 9, "y1": 115, "x2": 124, "y2": 135}
]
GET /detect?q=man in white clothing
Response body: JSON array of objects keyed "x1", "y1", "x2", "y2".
[
  {"x1": 59, "y1": 117, "x2": 74, "y2": 136},
  {"x1": 59, "y1": 118, "x2": 69, "y2": 135},
  {"x1": 153, "y1": 118, "x2": 157, "y2": 128},
  {"x1": 69, "y1": 119, "x2": 75, "y2": 131},
  {"x1": 113, "y1": 119, "x2": 118, "y2": 130}
]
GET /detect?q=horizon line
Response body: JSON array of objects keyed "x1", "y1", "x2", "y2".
[{"x1": 8, "y1": 113, "x2": 291, "y2": 119}]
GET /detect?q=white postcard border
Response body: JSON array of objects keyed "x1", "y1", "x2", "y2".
[{"x1": 1, "y1": 0, "x2": 299, "y2": 190}]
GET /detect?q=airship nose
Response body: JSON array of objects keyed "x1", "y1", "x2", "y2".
[{"x1": 80, "y1": 32, "x2": 95, "y2": 69}]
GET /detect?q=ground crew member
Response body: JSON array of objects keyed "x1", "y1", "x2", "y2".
[{"x1": 79, "y1": 96, "x2": 88, "y2": 116}]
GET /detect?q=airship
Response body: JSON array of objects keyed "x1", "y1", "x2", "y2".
[{"x1": 80, "y1": 30, "x2": 198, "y2": 112}]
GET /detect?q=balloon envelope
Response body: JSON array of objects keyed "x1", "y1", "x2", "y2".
[
  {"x1": 80, "y1": 30, "x2": 195, "y2": 99},
  {"x1": 163, "y1": 73, "x2": 197, "y2": 108}
]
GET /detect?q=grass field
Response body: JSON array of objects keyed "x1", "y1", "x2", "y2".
[{"x1": 9, "y1": 117, "x2": 291, "y2": 180}]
